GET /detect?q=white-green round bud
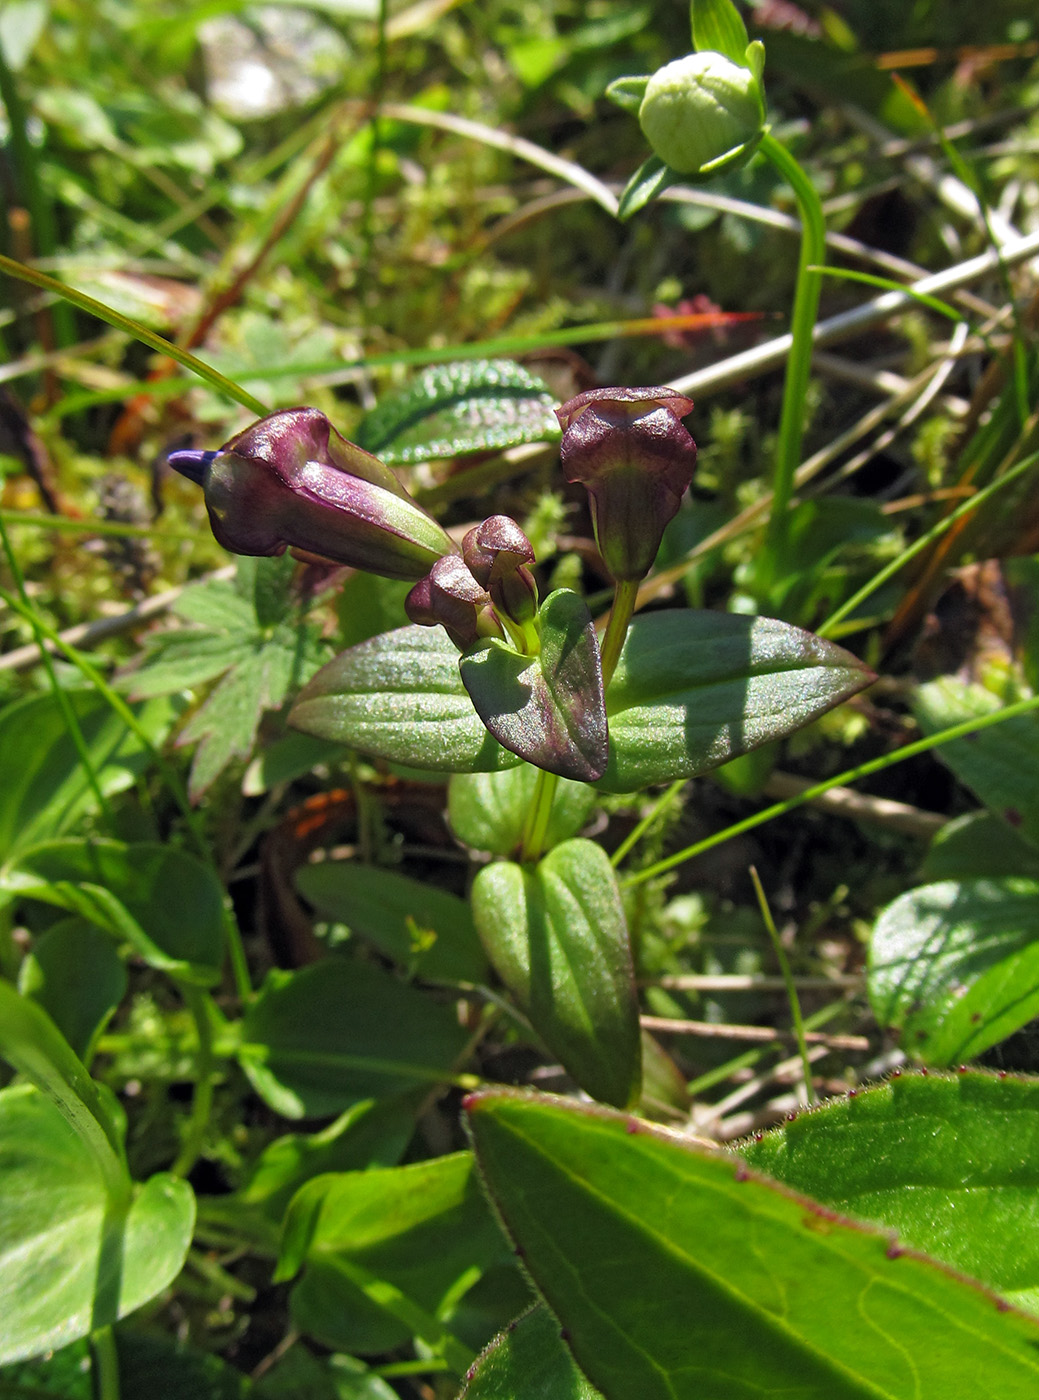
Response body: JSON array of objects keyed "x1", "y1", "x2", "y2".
[{"x1": 638, "y1": 51, "x2": 764, "y2": 178}]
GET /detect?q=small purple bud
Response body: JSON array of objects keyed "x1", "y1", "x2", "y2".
[
  {"x1": 462, "y1": 515, "x2": 539, "y2": 627},
  {"x1": 405, "y1": 554, "x2": 503, "y2": 651},
  {"x1": 556, "y1": 386, "x2": 696, "y2": 583},
  {"x1": 168, "y1": 407, "x2": 456, "y2": 582}
]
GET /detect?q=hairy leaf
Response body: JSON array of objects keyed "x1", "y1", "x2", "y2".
[{"x1": 461, "y1": 1304, "x2": 603, "y2": 1399}]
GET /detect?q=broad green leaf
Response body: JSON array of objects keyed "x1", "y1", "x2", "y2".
[
  {"x1": 691, "y1": 0, "x2": 750, "y2": 63},
  {"x1": 448, "y1": 766, "x2": 596, "y2": 857},
  {"x1": 290, "y1": 625, "x2": 520, "y2": 774},
  {"x1": 868, "y1": 877, "x2": 1039, "y2": 1064},
  {"x1": 920, "y1": 811, "x2": 1039, "y2": 882},
  {"x1": 0, "y1": 690, "x2": 174, "y2": 866},
  {"x1": 19, "y1": 918, "x2": 127, "y2": 1062},
  {"x1": 916, "y1": 677, "x2": 1039, "y2": 846},
  {"x1": 242, "y1": 731, "x2": 344, "y2": 796},
  {"x1": 295, "y1": 861, "x2": 488, "y2": 983},
  {"x1": 255, "y1": 1346, "x2": 397, "y2": 1400},
  {"x1": 2, "y1": 839, "x2": 225, "y2": 985},
  {"x1": 278, "y1": 1154, "x2": 518, "y2": 1359},
  {"x1": 741, "y1": 1069, "x2": 1039, "y2": 1311},
  {"x1": 471, "y1": 840, "x2": 640, "y2": 1107},
  {"x1": 238, "y1": 959, "x2": 470, "y2": 1118},
  {"x1": 461, "y1": 1304, "x2": 603, "y2": 1399},
  {"x1": 600, "y1": 610, "x2": 874, "y2": 791},
  {"x1": 460, "y1": 590, "x2": 607, "y2": 782},
  {"x1": 466, "y1": 1090, "x2": 1039, "y2": 1400},
  {"x1": 0, "y1": 1338, "x2": 93, "y2": 1399},
  {"x1": 616, "y1": 155, "x2": 678, "y2": 221},
  {"x1": 354, "y1": 360, "x2": 558, "y2": 466},
  {"x1": 0, "y1": 1085, "x2": 194, "y2": 1364},
  {"x1": 116, "y1": 1332, "x2": 252, "y2": 1400}
]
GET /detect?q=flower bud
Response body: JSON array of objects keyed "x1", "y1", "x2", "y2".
[
  {"x1": 405, "y1": 554, "x2": 504, "y2": 651},
  {"x1": 638, "y1": 51, "x2": 765, "y2": 179},
  {"x1": 556, "y1": 387, "x2": 696, "y2": 583},
  {"x1": 462, "y1": 515, "x2": 539, "y2": 627},
  {"x1": 168, "y1": 407, "x2": 456, "y2": 582}
]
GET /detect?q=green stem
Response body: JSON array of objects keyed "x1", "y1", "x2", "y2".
[
  {"x1": 748, "y1": 867, "x2": 815, "y2": 1107},
  {"x1": 170, "y1": 986, "x2": 216, "y2": 1178},
  {"x1": 90, "y1": 1326, "x2": 121, "y2": 1400},
  {"x1": 623, "y1": 688, "x2": 1039, "y2": 889},
  {"x1": 610, "y1": 780, "x2": 685, "y2": 869},
  {"x1": 599, "y1": 577, "x2": 640, "y2": 688},
  {"x1": 757, "y1": 131, "x2": 826, "y2": 589},
  {"x1": 520, "y1": 767, "x2": 559, "y2": 864}
]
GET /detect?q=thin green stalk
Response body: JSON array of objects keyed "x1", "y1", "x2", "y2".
[
  {"x1": 0, "y1": 252, "x2": 267, "y2": 416},
  {"x1": 0, "y1": 509, "x2": 202, "y2": 542},
  {"x1": 610, "y1": 780, "x2": 685, "y2": 868},
  {"x1": 0, "y1": 514, "x2": 111, "y2": 822},
  {"x1": 624, "y1": 689, "x2": 1039, "y2": 889},
  {"x1": 757, "y1": 132, "x2": 826, "y2": 586},
  {"x1": 170, "y1": 985, "x2": 216, "y2": 1178},
  {"x1": 817, "y1": 445, "x2": 1039, "y2": 638},
  {"x1": 599, "y1": 577, "x2": 640, "y2": 687},
  {"x1": 90, "y1": 1326, "x2": 121, "y2": 1400},
  {"x1": 749, "y1": 867, "x2": 814, "y2": 1106},
  {"x1": 0, "y1": 584, "x2": 253, "y2": 1002},
  {"x1": 520, "y1": 767, "x2": 560, "y2": 864}
]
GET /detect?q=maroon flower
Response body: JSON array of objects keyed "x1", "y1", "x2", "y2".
[{"x1": 556, "y1": 387, "x2": 696, "y2": 582}]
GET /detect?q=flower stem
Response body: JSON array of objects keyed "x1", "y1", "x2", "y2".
[
  {"x1": 91, "y1": 1327, "x2": 121, "y2": 1400},
  {"x1": 757, "y1": 131, "x2": 826, "y2": 591},
  {"x1": 520, "y1": 766, "x2": 560, "y2": 864},
  {"x1": 599, "y1": 577, "x2": 640, "y2": 688},
  {"x1": 171, "y1": 985, "x2": 216, "y2": 1178}
]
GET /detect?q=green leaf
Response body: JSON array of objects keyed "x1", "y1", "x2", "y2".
[
  {"x1": 461, "y1": 1304, "x2": 603, "y2": 1399},
  {"x1": 0, "y1": 690, "x2": 174, "y2": 866},
  {"x1": 616, "y1": 155, "x2": 679, "y2": 221},
  {"x1": 471, "y1": 840, "x2": 640, "y2": 1107},
  {"x1": 920, "y1": 811, "x2": 1039, "y2": 882},
  {"x1": 0, "y1": 1084, "x2": 194, "y2": 1364},
  {"x1": 0, "y1": 1338, "x2": 94, "y2": 1399},
  {"x1": 295, "y1": 861, "x2": 488, "y2": 983},
  {"x1": 466, "y1": 1090, "x2": 1039, "y2": 1400},
  {"x1": 255, "y1": 1347, "x2": 397, "y2": 1400},
  {"x1": 604, "y1": 74, "x2": 650, "y2": 114},
  {"x1": 0, "y1": 0, "x2": 48, "y2": 71},
  {"x1": 277, "y1": 1152, "x2": 515, "y2": 1360},
  {"x1": 868, "y1": 877, "x2": 1039, "y2": 1064},
  {"x1": 741, "y1": 1069, "x2": 1039, "y2": 1312},
  {"x1": 238, "y1": 959, "x2": 471, "y2": 1118},
  {"x1": 3, "y1": 839, "x2": 225, "y2": 986},
  {"x1": 116, "y1": 1332, "x2": 252, "y2": 1400},
  {"x1": 354, "y1": 360, "x2": 558, "y2": 466},
  {"x1": 448, "y1": 765, "x2": 596, "y2": 857},
  {"x1": 290, "y1": 625, "x2": 520, "y2": 774},
  {"x1": 459, "y1": 590, "x2": 607, "y2": 782},
  {"x1": 600, "y1": 610, "x2": 874, "y2": 791},
  {"x1": 19, "y1": 918, "x2": 127, "y2": 1062},
  {"x1": 691, "y1": 0, "x2": 750, "y2": 64},
  {"x1": 916, "y1": 677, "x2": 1039, "y2": 846}
]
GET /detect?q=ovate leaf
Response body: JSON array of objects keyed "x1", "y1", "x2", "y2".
[
  {"x1": 461, "y1": 1304, "x2": 603, "y2": 1400},
  {"x1": 19, "y1": 918, "x2": 127, "y2": 1063},
  {"x1": 238, "y1": 959, "x2": 470, "y2": 1118},
  {"x1": 741, "y1": 1069, "x2": 1039, "y2": 1312},
  {"x1": 290, "y1": 625, "x2": 520, "y2": 774},
  {"x1": 466, "y1": 1090, "x2": 1039, "y2": 1400},
  {"x1": 448, "y1": 765, "x2": 596, "y2": 857},
  {"x1": 354, "y1": 360, "x2": 558, "y2": 465},
  {"x1": 471, "y1": 840, "x2": 640, "y2": 1108},
  {"x1": 868, "y1": 877, "x2": 1039, "y2": 1064},
  {"x1": 459, "y1": 590, "x2": 607, "y2": 782},
  {"x1": 600, "y1": 610, "x2": 873, "y2": 791}
]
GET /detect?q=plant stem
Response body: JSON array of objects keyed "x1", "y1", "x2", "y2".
[
  {"x1": 91, "y1": 1326, "x2": 121, "y2": 1400},
  {"x1": 749, "y1": 867, "x2": 815, "y2": 1106},
  {"x1": 757, "y1": 131, "x2": 826, "y2": 589},
  {"x1": 623, "y1": 689, "x2": 1039, "y2": 889},
  {"x1": 520, "y1": 767, "x2": 559, "y2": 864},
  {"x1": 599, "y1": 577, "x2": 640, "y2": 687},
  {"x1": 171, "y1": 986, "x2": 216, "y2": 1178},
  {"x1": 610, "y1": 780, "x2": 685, "y2": 868}
]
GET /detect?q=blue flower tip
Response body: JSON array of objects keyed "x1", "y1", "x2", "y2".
[{"x1": 168, "y1": 448, "x2": 218, "y2": 485}]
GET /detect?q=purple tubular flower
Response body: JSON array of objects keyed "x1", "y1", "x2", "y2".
[
  {"x1": 462, "y1": 515, "x2": 539, "y2": 627},
  {"x1": 405, "y1": 554, "x2": 505, "y2": 651},
  {"x1": 555, "y1": 387, "x2": 696, "y2": 583},
  {"x1": 168, "y1": 407, "x2": 456, "y2": 581}
]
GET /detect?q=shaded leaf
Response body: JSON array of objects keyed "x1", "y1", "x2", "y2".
[
  {"x1": 238, "y1": 960, "x2": 470, "y2": 1118},
  {"x1": 920, "y1": 811, "x2": 1039, "y2": 883},
  {"x1": 461, "y1": 1304, "x2": 603, "y2": 1400},
  {"x1": 471, "y1": 840, "x2": 640, "y2": 1107},
  {"x1": 600, "y1": 610, "x2": 873, "y2": 791},
  {"x1": 448, "y1": 765, "x2": 596, "y2": 857},
  {"x1": 295, "y1": 861, "x2": 488, "y2": 983},
  {"x1": 741, "y1": 1069, "x2": 1039, "y2": 1312},
  {"x1": 290, "y1": 625, "x2": 520, "y2": 774},
  {"x1": 354, "y1": 360, "x2": 558, "y2": 465},
  {"x1": 19, "y1": 918, "x2": 127, "y2": 1063},
  {"x1": 868, "y1": 877, "x2": 1039, "y2": 1064},
  {"x1": 460, "y1": 590, "x2": 607, "y2": 782},
  {"x1": 466, "y1": 1089, "x2": 1039, "y2": 1400}
]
